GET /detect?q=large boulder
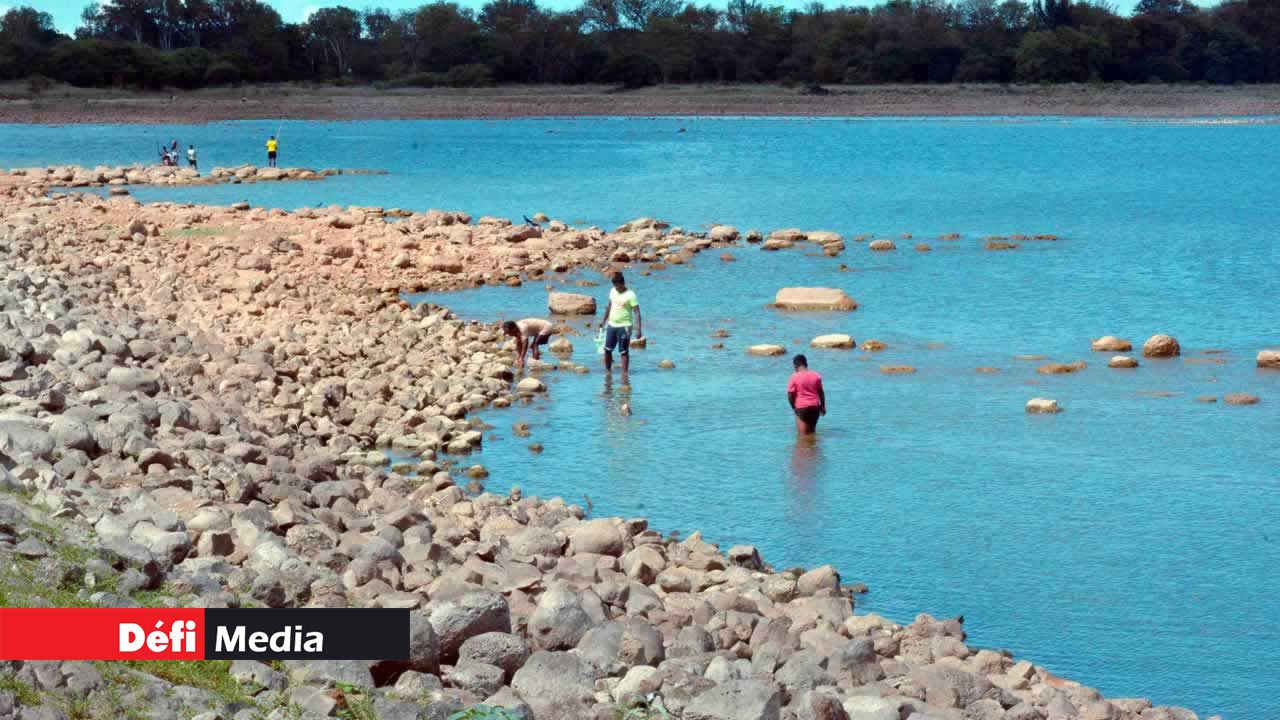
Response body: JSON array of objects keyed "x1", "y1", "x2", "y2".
[
  {"x1": 568, "y1": 519, "x2": 624, "y2": 556},
  {"x1": 510, "y1": 651, "x2": 595, "y2": 719},
  {"x1": 908, "y1": 664, "x2": 993, "y2": 708},
  {"x1": 685, "y1": 679, "x2": 782, "y2": 720},
  {"x1": 747, "y1": 345, "x2": 787, "y2": 357},
  {"x1": 548, "y1": 292, "x2": 596, "y2": 315},
  {"x1": 1142, "y1": 334, "x2": 1181, "y2": 358},
  {"x1": 458, "y1": 632, "x2": 530, "y2": 682},
  {"x1": 576, "y1": 618, "x2": 665, "y2": 675},
  {"x1": 428, "y1": 591, "x2": 512, "y2": 663},
  {"x1": 528, "y1": 583, "x2": 596, "y2": 651},
  {"x1": 774, "y1": 288, "x2": 857, "y2": 312},
  {"x1": 1258, "y1": 350, "x2": 1280, "y2": 369}
]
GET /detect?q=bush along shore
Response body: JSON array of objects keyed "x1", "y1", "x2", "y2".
[{"x1": 0, "y1": 179, "x2": 1221, "y2": 720}]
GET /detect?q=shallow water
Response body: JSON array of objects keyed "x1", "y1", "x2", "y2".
[{"x1": 6, "y1": 117, "x2": 1280, "y2": 717}]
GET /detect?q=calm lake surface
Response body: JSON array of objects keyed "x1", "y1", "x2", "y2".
[{"x1": 7, "y1": 117, "x2": 1280, "y2": 717}]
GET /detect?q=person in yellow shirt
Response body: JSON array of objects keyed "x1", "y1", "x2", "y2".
[{"x1": 266, "y1": 136, "x2": 278, "y2": 167}]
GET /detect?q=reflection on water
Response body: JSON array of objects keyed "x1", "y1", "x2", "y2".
[{"x1": 787, "y1": 433, "x2": 824, "y2": 518}]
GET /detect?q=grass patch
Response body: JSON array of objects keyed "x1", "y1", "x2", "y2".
[
  {"x1": 0, "y1": 673, "x2": 40, "y2": 706},
  {"x1": 118, "y1": 661, "x2": 250, "y2": 706},
  {"x1": 335, "y1": 681, "x2": 377, "y2": 720}
]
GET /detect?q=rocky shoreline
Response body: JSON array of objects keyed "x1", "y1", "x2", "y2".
[
  {"x1": 0, "y1": 164, "x2": 388, "y2": 193},
  {"x1": 0, "y1": 176, "x2": 1225, "y2": 720}
]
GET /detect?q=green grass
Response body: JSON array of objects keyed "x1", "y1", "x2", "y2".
[
  {"x1": 0, "y1": 674, "x2": 40, "y2": 706},
  {"x1": 118, "y1": 661, "x2": 251, "y2": 706},
  {"x1": 335, "y1": 681, "x2": 378, "y2": 720}
]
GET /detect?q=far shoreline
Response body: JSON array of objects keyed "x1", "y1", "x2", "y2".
[{"x1": 5, "y1": 82, "x2": 1280, "y2": 124}]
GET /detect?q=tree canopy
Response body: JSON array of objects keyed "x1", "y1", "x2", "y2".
[{"x1": 3, "y1": 0, "x2": 1278, "y2": 89}]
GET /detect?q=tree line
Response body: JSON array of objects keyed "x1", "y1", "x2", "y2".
[{"x1": 2, "y1": 0, "x2": 1278, "y2": 91}]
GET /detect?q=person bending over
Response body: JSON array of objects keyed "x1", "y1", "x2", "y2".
[
  {"x1": 787, "y1": 354, "x2": 826, "y2": 435},
  {"x1": 599, "y1": 272, "x2": 642, "y2": 379},
  {"x1": 504, "y1": 318, "x2": 555, "y2": 369}
]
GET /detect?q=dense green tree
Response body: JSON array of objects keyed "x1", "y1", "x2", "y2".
[{"x1": 2, "y1": 0, "x2": 1276, "y2": 90}]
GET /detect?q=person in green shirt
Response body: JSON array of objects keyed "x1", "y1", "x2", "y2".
[{"x1": 599, "y1": 271, "x2": 642, "y2": 379}]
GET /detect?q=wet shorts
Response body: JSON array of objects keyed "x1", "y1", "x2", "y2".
[
  {"x1": 604, "y1": 325, "x2": 631, "y2": 355},
  {"x1": 795, "y1": 406, "x2": 821, "y2": 425}
]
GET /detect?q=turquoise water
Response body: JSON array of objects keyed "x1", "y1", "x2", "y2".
[{"x1": 7, "y1": 118, "x2": 1280, "y2": 717}]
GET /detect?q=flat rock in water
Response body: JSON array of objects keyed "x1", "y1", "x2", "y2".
[
  {"x1": 773, "y1": 287, "x2": 857, "y2": 312},
  {"x1": 747, "y1": 345, "x2": 787, "y2": 357},
  {"x1": 810, "y1": 334, "x2": 855, "y2": 349}
]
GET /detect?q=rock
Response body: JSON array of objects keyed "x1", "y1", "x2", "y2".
[
  {"x1": 1037, "y1": 362, "x2": 1086, "y2": 374},
  {"x1": 528, "y1": 583, "x2": 596, "y2": 650},
  {"x1": 811, "y1": 334, "x2": 855, "y2": 349},
  {"x1": 984, "y1": 239, "x2": 1018, "y2": 250},
  {"x1": 860, "y1": 340, "x2": 887, "y2": 352},
  {"x1": 458, "y1": 632, "x2": 530, "y2": 682},
  {"x1": 685, "y1": 679, "x2": 782, "y2": 720},
  {"x1": 429, "y1": 591, "x2": 512, "y2": 663},
  {"x1": 445, "y1": 662, "x2": 506, "y2": 698},
  {"x1": 748, "y1": 345, "x2": 787, "y2": 357},
  {"x1": 106, "y1": 367, "x2": 161, "y2": 395},
  {"x1": 658, "y1": 359, "x2": 676, "y2": 369},
  {"x1": 1197, "y1": 395, "x2": 1218, "y2": 403},
  {"x1": 1025, "y1": 398, "x2": 1061, "y2": 414},
  {"x1": 48, "y1": 416, "x2": 95, "y2": 453},
  {"x1": 868, "y1": 239, "x2": 896, "y2": 251},
  {"x1": 909, "y1": 664, "x2": 993, "y2": 708},
  {"x1": 510, "y1": 651, "x2": 595, "y2": 718},
  {"x1": 842, "y1": 695, "x2": 899, "y2": 720},
  {"x1": 1108, "y1": 356, "x2": 1139, "y2": 369},
  {"x1": 774, "y1": 288, "x2": 857, "y2": 312},
  {"x1": 1224, "y1": 393, "x2": 1260, "y2": 406},
  {"x1": 613, "y1": 665, "x2": 662, "y2": 703},
  {"x1": 549, "y1": 292, "x2": 597, "y2": 315},
  {"x1": 915, "y1": 243, "x2": 932, "y2": 252},
  {"x1": 516, "y1": 377, "x2": 546, "y2": 394},
  {"x1": 1092, "y1": 336, "x2": 1132, "y2": 352},
  {"x1": 568, "y1": 519, "x2": 624, "y2": 556},
  {"x1": 1142, "y1": 334, "x2": 1181, "y2": 358},
  {"x1": 1257, "y1": 350, "x2": 1280, "y2": 369},
  {"x1": 577, "y1": 619, "x2": 665, "y2": 674},
  {"x1": 879, "y1": 365, "x2": 915, "y2": 375},
  {"x1": 797, "y1": 565, "x2": 841, "y2": 595},
  {"x1": 709, "y1": 225, "x2": 739, "y2": 242}
]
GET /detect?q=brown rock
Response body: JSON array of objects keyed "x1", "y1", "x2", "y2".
[
  {"x1": 1091, "y1": 336, "x2": 1132, "y2": 352},
  {"x1": 879, "y1": 365, "x2": 916, "y2": 375},
  {"x1": 773, "y1": 288, "x2": 857, "y2": 312},
  {"x1": 1224, "y1": 393, "x2": 1260, "y2": 406},
  {"x1": 1142, "y1": 334, "x2": 1181, "y2": 358}
]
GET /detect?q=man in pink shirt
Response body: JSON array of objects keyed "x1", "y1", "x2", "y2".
[{"x1": 787, "y1": 354, "x2": 826, "y2": 435}]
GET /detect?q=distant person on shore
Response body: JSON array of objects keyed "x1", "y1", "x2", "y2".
[
  {"x1": 599, "y1": 271, "x2": 641, "y2": 379},
  {"x1": 187, "y1": 145, "x2": 198, "y2": 170},
  {"x1": 266, "y1": 136, "x2": 278, "y2": 167},
  {"x1": 503, "y1": 318, "x2": 556, "y2": 369},
  {"x1": 787, "y1": 354, "x2": 825, "y2": 435}
]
